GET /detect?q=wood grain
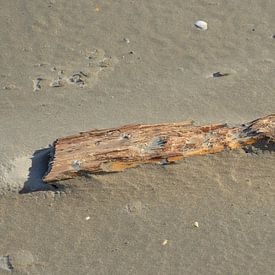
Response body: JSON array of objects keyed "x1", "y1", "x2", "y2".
[{"x1": 43, "y1": 114, "x2": 274, "y2": 182}]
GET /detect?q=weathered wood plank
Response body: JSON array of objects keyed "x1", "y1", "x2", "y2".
[{"x1": 43, "y1": 114, "x2": 274, "y2": 182}]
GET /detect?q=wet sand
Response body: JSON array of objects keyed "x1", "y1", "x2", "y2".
[{"x1": 0, "y1": 0, "x2": 274, "y2": 274}]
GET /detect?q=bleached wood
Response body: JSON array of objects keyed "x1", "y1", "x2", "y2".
[{"x1": 43, "y1": 114, "x2": 274, "y2": 182}]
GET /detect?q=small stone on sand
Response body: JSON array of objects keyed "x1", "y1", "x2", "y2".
[
  {"x1": 85, "y1": 216, "x2": 90, "y2": 220},
  {"x1": 194, "y1": 221, "x2": 199, "y2": 228}
]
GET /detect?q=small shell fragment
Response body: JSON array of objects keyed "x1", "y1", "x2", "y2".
[
  {"x1": 162, "y1": 239, "x2": 168, "y2": 246},
  {"x1": 194, "y1": 221, "x2": 199, "y2": 228},
  {"x1": 85, "y1": 216, "x2": 91, "y2": 220},
  {"x1": 194, "y1": 20, "x2": 208, "y2": 30},
  {"x1": 0, "y1": 255, "x2": 13, "y2": 271},
  {"x1": 33, "y1": 77, "x2": 42, "y2": 92},
  {"x1": 72, "y1": 160, "x2": 81, "y2": 171},
  {"x1": 50, "y1": 78, "x2": 62, "y2": 87},
  {"x1": 68, "y1": 73, "x2": 86, "y2": 88}
]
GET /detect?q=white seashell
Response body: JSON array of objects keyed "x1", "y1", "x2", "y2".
[
  {"x1": 194, "y1": 20, "x2": 208, "y2": 30},
  {"x1": 162, "y1": 239, "x2": 168, "y2": 246}
]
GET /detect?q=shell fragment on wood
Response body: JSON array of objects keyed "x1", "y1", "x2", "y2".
[{"x1": 194, "y1": 20, "x2": 208, "y2": 30}]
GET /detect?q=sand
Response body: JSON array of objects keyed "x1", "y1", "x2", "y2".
[{"x1": 0, "y1": 0, "x2": 274, "y2": 274}]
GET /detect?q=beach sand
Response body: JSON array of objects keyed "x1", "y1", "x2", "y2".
[{"x1": 0, "y1": 0, "x2": 274, "y2": 274}]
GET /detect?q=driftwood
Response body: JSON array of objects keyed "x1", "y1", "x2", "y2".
[{"x1": 43, "y1": 114, "x2": 274, "y2": 182}]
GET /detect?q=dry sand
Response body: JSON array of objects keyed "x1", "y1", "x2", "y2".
[{"x1": 0, "y1": 0, "x2": 274, "y2": 274}]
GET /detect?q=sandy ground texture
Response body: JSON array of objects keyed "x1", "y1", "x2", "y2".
[{"x1": 0, "y1": 0, "x2": 274, "y2": 274}]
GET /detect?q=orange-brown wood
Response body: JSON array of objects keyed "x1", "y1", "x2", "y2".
[{"x1": 43, "y1": 114, "x2": 274, "y2": 182}]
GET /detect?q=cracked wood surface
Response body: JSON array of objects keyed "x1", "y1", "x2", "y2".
[{"x1": 43, "y1": 114, "x2": 274, "y2": 182}]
